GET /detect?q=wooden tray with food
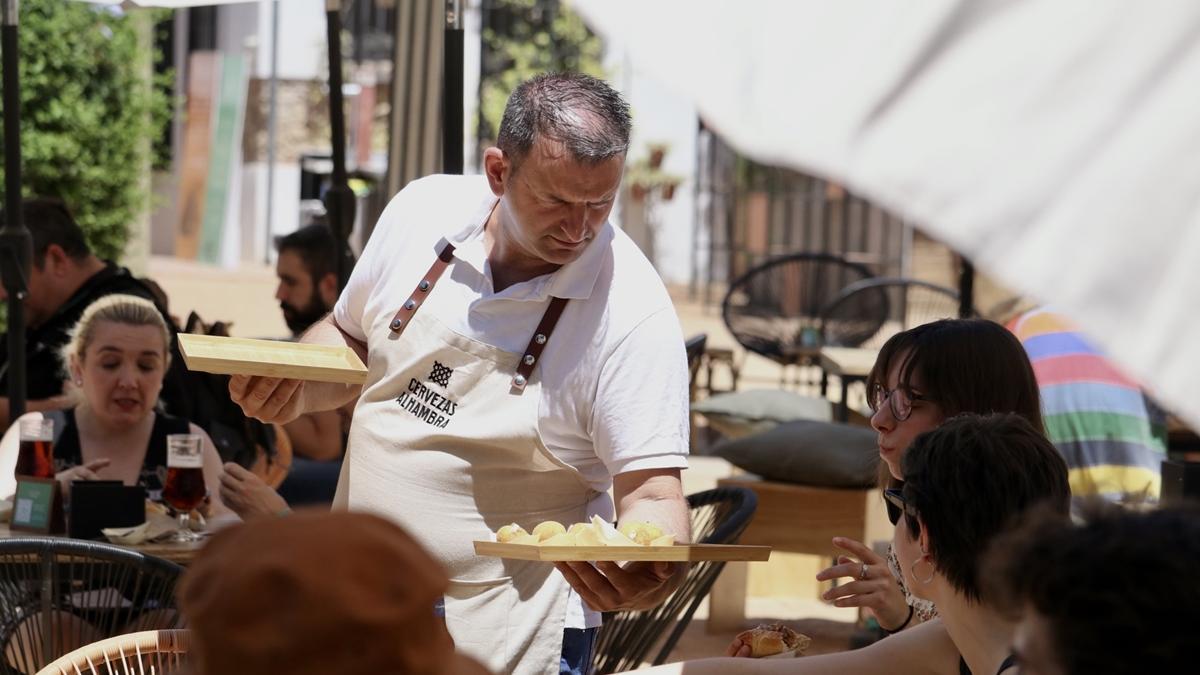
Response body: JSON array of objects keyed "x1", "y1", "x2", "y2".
[
  {"x1": 473, "y1": 516, "x2": 771, "y2": 563},
  {"x1": 178, "y1": 334, "x2": 368, "y2": 385}
]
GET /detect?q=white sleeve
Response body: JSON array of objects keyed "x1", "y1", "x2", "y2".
[{"x1": 590, "y1": 307, "x2": 691, "y2": 477}]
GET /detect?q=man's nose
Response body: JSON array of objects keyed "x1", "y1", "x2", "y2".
[
  {"x1": 275, "y1": 283, "x2": 287, "y2": 302},
  {"x1": 563, "y1": 204, "x2": 588, "y2": 240}
]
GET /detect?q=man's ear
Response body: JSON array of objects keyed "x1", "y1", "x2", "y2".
[
  {"x1": 42, "y1": 244, "x2": 70, "y2": 276},
  {"x1": 318, "y1": 272, "x2": 339, "y2": 309},
  {"x1": 482, "y1": 147, "x2": 510, "y2": 197}
]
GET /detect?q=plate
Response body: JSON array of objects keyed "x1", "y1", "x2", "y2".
[
  {"x1": 474, "y1": 541, "x2": 771, "y2": 562},
  {"x1": 178, "y1": 334, "x2": 368, "y2": 384}
]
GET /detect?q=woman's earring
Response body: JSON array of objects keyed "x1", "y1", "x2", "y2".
[
  {"x1": 74, "y1": 379, "x2": 83, "y2": 386},
  {"x1": 910, "y1": 556, "x2": 936, "y2": 585}
]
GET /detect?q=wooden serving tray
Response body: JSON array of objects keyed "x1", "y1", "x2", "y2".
[
  {"x1": 474, "y1": 541, "x2": 771, "y2": 562},
  {"x1": 178, "y1": 334, "x2": 368, "y2": 384}
]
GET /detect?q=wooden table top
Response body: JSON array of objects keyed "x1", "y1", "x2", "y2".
[
  {"x1": 819, "y1": 346, "x2": 878, "y2": 378},
  {"x1": 0, "y1": 523, "x2": 205, "y2": 565}
]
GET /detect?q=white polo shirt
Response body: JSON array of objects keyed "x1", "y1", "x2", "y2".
[{"x1": 333, "y1": 174, "x2": 690, "y2": 628}]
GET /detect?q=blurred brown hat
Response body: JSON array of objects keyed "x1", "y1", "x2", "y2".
[{"x1": 179, "y1": 510, "x2": 489, "y2": 675}]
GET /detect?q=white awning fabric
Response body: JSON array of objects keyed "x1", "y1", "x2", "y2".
[{"x1": 575, "y1": 0, "x2": 1200, "y2": 429}]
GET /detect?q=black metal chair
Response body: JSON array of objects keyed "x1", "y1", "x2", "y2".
[
  {"x1": 819, "y1": 277, "x2": 966, "y2": 350},
  {"x1": 0, "y1": 538, "x2": 184, "y2": 674},
  {"x1": 721, "y1": 253, "x2": 878, "y2": 381},
  {"x1": 590, "y1": 487, "x2": 758, "y2": 674}
]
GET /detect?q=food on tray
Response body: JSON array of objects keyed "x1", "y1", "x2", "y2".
[
  {"x1": 492, "y1": 516, "x2": 674, "y2": 547},
  {"x1": 495, "y1": 523, "x2": 528, "y2": 543},
  {"x1": 532, "y1": 521, "x2": 567, "y2": 541},
  {"x1": 620, "y1": 521, "x2": 664, "y2": 545},
  {"x1": 736, "y1": 623, "x2": 812, "y2": 658}
]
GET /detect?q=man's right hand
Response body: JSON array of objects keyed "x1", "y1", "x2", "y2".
[{"x1": 228, "y1": 375, "x2": 306, "y2": 424}]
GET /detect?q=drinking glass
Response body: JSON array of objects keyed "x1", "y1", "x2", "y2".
[
  {"x1": 16, "y1": 417, "x2": 55, "y2": 480},
  {"x1": 163, "y1": 434, "x2": 206, "y2": 542}
]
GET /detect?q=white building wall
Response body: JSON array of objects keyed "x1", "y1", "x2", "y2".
[
  {"x1": 604, "y1": 42, "x2": 700, "y2": 287},
  {"x1": 255, "y1": 0, "x2": 327, "y2": 81}
]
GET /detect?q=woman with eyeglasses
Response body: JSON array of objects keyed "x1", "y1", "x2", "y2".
[
  {"x1": 821, "y1": 319, "x2": 1044, "y2": 635},
  {"x1": 628, "y1": 413, "x2": 1070, "y2": 675},
  {"x1": 727, "y1": 319, "x2": 1043, "y2": 653}
]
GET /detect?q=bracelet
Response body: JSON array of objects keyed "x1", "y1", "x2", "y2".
[{"x1": 880, "y1": 605, "x2": 914, "y2": 635}]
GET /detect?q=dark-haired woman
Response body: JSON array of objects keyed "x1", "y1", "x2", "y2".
[
  {"x1": 630, "y1": 413, "x2": 1071, "y2": 675},
  {"x1": 727, "y1": 319, "x2": 1044, "y2": 648}
]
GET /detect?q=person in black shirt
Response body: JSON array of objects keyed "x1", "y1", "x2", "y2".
[{"x1": 0, "y1": 199, "x2": 161, "y2": 429}]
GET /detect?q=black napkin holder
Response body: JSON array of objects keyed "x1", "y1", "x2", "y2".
[{"x1": 69, "y1": 481, "x2": 146, "y2": 540}]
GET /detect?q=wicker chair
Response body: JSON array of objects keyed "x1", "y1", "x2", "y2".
[
  {"x1": 35, "y1": 630, "x2": 189, "y2": 675},
  {"x1": 722, "y1": 253, "x2": 877, "y2": 382},
  {"x1": 819, "y1": 277, "x2": 966, "y2": 350},
  {"x1": 0, "y1": 539, "x2": 184, "y2": 674},
  {"x1": 590, "y1": 487, "x2": 758, "y2": 674}
]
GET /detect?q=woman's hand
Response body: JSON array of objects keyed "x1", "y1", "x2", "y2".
[
  {"x1": 218, "y1": 462, "x2": 290, "y2": 520},
  {"x1": 816, "y1": 537, "x2": 911, "y2": 631},
  {"x1": 55, "y1": 458, "x2": 111, "y2": 493}
]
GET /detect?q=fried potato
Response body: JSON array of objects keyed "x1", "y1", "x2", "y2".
[
  {"x1": 532, "y1": 521, "x2": 567, "y2": 541},
  {"x1": 619, "y1": 521, "x2": 666, "y2": 546},
  {"x1": 539, "y1": 531, "x2": 577, "y2": 546},
  {"x1": 494, "y1": 518, "x2": 675, "y2": 547},
  {"x1": 495, "y1": 523, "x2": 528, "y2": 543},
  {"x1": 649, "y1": 533, "x2": 676, "y2": 546}
]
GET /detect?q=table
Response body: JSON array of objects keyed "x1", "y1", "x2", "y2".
[
  {"x1": 708, "y1": 475, "x2": 892, "y2": 631},
  {"x1": 0, "y1": 524, "x2": 204, "y2": 565},
  {"x1": 819, "y1": 347, "x2": 878, "y2": 422}
]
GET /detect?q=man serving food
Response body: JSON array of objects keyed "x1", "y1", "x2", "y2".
[{"x1": 229, "y1": 73, "x2": 691, "y2": 675}]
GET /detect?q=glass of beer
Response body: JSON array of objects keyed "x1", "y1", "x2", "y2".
[
  {"x1": 16, "y1": 417, "x2": 55, "y2": 479},
  {"x1": 163, "y1": 434, "x2": 206, "y2": 542}
]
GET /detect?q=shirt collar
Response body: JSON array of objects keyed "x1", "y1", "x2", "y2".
[{"x1": 435, "y1": 194, "x2": 613, "y2": 302}]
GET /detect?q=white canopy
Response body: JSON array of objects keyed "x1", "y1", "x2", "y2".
[
  {"x1": 575, "y1": 0, "x2": 1200, "y2": 429},
  {"x1": 79, "y1": 1, "x2": 259, "y2": 7}
]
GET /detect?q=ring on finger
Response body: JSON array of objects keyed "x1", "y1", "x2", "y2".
[{"x1": 859, "y1": 563, "x2": 869, "y2": 580}]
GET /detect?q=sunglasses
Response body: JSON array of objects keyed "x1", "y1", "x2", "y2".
[
  {"x1": 883, "y1": 488, "x2": 919, "y2": 526},
  {"x1": 867, "y1": 383, "x2": 931, "y2": 421}
]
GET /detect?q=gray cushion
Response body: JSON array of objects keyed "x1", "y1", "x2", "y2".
[
  {"x1": 692, "y1": 390, "x2": 832, "y2": 440},
  {"x1": 713, "y1": 419, "x2": 880, "y2": 488}
]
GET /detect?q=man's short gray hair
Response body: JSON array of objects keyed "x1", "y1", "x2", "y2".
[{"x1": 497, "y1": 72, "x2": 632, "y2": 170}]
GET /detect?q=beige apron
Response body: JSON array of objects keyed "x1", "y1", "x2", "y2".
[{"x1": 334, "y1": 243, "x2": 601, "y2": 675}]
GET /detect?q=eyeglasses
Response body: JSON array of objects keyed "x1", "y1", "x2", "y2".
[
  {"x1": 883, "y1": 488, "x2": 919, "y2": 527},
  {"x1": 868, "y1": 383, "x2": 930, "y2": 422}
]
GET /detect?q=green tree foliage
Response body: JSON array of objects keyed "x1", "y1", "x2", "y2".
[
  {"x1": 478, "y1": 0, "x2": 605, "y2": 148},
  {"x1": 0, "y1": 0, "x2": 171, "y2": 261}
]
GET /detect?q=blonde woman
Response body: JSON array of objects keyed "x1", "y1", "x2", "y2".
[{"x1": 1, "y1": 294, "x2": 229, "y2": 517}]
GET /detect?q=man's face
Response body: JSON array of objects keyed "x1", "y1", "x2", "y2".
[
  {"x1": 5, "y1": 254, "x2": 62, "y2": 329},
  {"x1": 275, "y1": 250, "x2": 327, "y2": 335},
  {"x1": 492, "y1": 138, "x2": 624, "y2": 268},
  {"x1": 1013, "y1": 609, "x2": 1067, "y2": 675}
]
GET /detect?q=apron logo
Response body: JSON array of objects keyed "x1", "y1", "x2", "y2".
[
  {"x1": 430, "y1": 361, "x2": 454, "y2": 388},
  {"x1": 395, "y1": 375, "x2": 459, "y2": 429}
]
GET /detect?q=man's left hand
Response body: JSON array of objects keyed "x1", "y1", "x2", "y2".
[{"x1": 555, "y1": 560, "x2": 686, "y2": 612}]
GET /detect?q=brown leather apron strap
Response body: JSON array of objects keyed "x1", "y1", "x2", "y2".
[
  {"x1": 511, "y1": 296, "x2": 570, "y2": 392},
  {"x1": 388, "y1": 243, "x2": 457, "y2": 336}
]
